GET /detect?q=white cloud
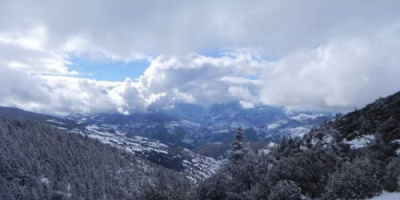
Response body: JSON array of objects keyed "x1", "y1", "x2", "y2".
[
  {"x1": 260, "y1": 26, "x2": 400, "y2": 110},
  {"x1": 0, "y1": 1, "x2": 400, "y2": 114},
  {"x1": 2, "y1": 0, "x2": 399, "y2": 57}
]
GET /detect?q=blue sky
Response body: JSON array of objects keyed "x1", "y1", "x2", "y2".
[{"x1": 69, "y1": 57, "x2": 149, "y2": 81}]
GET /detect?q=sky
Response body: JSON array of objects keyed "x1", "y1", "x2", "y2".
[{"x1": 1, "y1": 0, "x2": 400, "y2": 115}]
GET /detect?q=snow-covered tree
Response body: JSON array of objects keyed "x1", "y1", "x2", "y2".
[
  {"x1": 229, "y1": 127, "x2": 247, "y2": 163},
  {"x1": 324, "y1": 158, "x2": 381, "y2": 199},
  {"x1": 268, "y1": 180, "x2": 301, "y2": 200}
]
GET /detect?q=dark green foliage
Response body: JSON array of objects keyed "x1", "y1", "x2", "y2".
[
  {"x1": 137, "y1": 171, "x2": 191, "y2": 200},
  {"x1": 329, "y1": 92, "x2": 400, "y2": 143},
  {"x1": 2, "y1": 91, "x2": 400, "y2": 200},
  {"x1": 230, "y1": 127, "x2": 247, "y2": 163},
  {"x1": 194, "y1": 171, "x2": 230, "y2": 200},
  {"x1": 145, "y1": 150, "x2": 185, "y2": 172},
  {"x1": 0, "y1": 117, "x2": 190, "y2": 200},
  {"x1": 324, "y1": 158, "x2": 382, "y2": 199},
  {"x1": 195, "y1": 141, "x2": 276, "y2": 160},
  {"x1": 383, "y1": 157, "x2": 400, "y2": 192},
  {"x1": 194, "y1": 91, "x2": 400, "y2": 200},
  {"x1": 269, "y1": 150, "x2": 339, "y2": 198},
  {"x1": 268, "y1": 180, "x2": 301, "y2": 200}
]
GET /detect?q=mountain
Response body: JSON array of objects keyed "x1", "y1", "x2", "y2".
[
  {"x1": 304, "y1": 91, "x2": 400, "y2": 153},
  {"x1": 2, "y1": 91, "x2": 398, "y2": 199},
  {"x1": 0, "y1": 106, "x2": 220, "y2": 182},
  {"x1": 194, "y1": 91, "x2": 400, "y2": 200},
  {"x1": 0, "y1": 117, "x2": 190, "y2": 199},
  {"x1": 0, "y1": 106, "x2": 81, "y2": 129},
  {"x1": 67, "y1": 101, "x2": 333, "y2": 149},
  {"x1": 0, "y1": 102, "x2": 333, "y2": 181}
]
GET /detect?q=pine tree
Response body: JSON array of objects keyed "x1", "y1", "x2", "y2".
[
  {"x1": 229, "y1": 127, "x2": 247, "y2": 163},
  {"x1": 268, "y1": 180, "x2": 301, "y2": 200}
]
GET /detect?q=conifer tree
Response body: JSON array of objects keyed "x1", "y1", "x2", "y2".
[{"x1": 229, "y1": 127, "x2": 247, "y2": 163}]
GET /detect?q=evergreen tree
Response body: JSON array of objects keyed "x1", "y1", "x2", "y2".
[
  {"x1": 229, "y1": 127, "x2": 247, "y2": 163},
  {"x1": 268, "y1": 180, "x2": 301, "y2": 200},
  {"x1": 0, "y1": 118, "x2": 190, "y2": 200}
]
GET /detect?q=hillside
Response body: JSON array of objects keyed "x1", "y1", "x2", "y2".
[
  {"x1": 0, "y1": 117, "x2": 190, "y2": 200},
  {"x1": 1, "y1": 91, "x2": 399, "y2": 199},
  {"x1": 304, "y1": 91, "x2": 400, "y2": 152},
  {"x1": 0, "y1": 106, "x2": 80, "y2": 129},
  {"x1": 193, "y1": 91, "x2": 400, "y2": 200},
  {"x1": 67, "y1": 102, "x2": 332, "y2": 151},
  {"x1": 0, "y1": 106, "x2": 221, "y2": 182}
]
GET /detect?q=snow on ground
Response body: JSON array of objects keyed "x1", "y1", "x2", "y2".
[
  {"x1": 258, "y1": 149, "x2": 271, "y2": 156},
  {"x1": 267, "y1": 123, "x2": 281, "y2": 130},
  {"x1": 312, "y1": 135, "x2": 333, "y2": 146},
  {"x1": 343, "y1": 134, "x2": 375, "y2": 149},
  {"x1": 46, "y1": 119, "x2": 65, "y2": 125},
  {"x1": 392, "y1": 139, "x2": 400, "y2": 144},
  {"x1": 369, "y1": 192, "x2": 400, "y2": 200},
  {"x1": 268, "y1": 142, "x2": 277, "y2": 148},
  {"x1": 83, "y1": 124, "x2": 221, "y2": 182},
  {"x1": 291, "y1": 113, "x2": 322, "y2": 121},
  {"x1": 287, "y1": 126, "x2": 310, "y2": 138},
  {"x1": 267, "y1": 120, "x2": 288, "y2": 130},
  {"x1": 85, "y1": 124, "x2": 169, "y2": 154}
]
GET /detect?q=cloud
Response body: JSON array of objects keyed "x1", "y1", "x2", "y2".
[
  {"x1": 260, "y1": 25, "x2": 400, "y2": 110},
  {"x1": 139, "y1": 54, "x2": 263, "y2": 107},
  {"x1": 1, "y1": 1, "x2": 400, "y2": 114},
  {"x1": 0, "y1": 53, "x2": 264, "y2": 114},
  {"x1": 1, "y1": 0, "x2": 400, "y2": 57},
  {"x1": 0, "y1": 26, "x2": 77, "y2": 76}
]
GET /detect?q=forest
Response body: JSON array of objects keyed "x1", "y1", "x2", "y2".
[{"x1": 1, "y1": 91, "x2": 400, "y2": 200}]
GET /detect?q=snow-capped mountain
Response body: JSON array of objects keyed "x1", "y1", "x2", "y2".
[{"x1": 67, "y1": 101, "x2": 334, "y2": 147}]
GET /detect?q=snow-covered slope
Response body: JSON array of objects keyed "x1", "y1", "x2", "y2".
[
  {"x1": 67, "y1": 102, "x2": 334, "y2": 148},
  {"x1": 303, "y1": 91, "x2": 400, "y2": 154},
  {"x1": 0, "y1": 106, "x2": 221, "y2": 182},
  {"x1": 80, "y1": 124, "x2": 221, "y2": 182}
]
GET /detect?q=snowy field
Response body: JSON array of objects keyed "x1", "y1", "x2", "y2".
[{"x1": 370, "y1": 192, "x2": 400, "y2": 200}]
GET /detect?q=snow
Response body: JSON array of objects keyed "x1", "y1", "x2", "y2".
[
  {"x1": 83, "y1": 124, "x2": 221, "y2": 182},
  {"x1": 268, "y1": 142, "x2": 277, "y2": 147},
  {"x1": 267, "y1": 123, "x2": 281, "y2": 130},
  {"x1": 343, "y1": 134, "x2": 375, "y2": 149},
  {"x1": 46, "y1": 119, "x2": 65, "y2": 125},
  {"x1": 291, "y1": 113, "x2": 322, "y2": 121},
  {"x1": 39, "y1": 177, "x2": 49, "y2": 184},
  {"x1": 54, "y1": 126, "x2": 67, "y2": 130},
  {"x1": 258, "y1": 149, "x2": 271, "y2": 155},
  {"x1": 85, "y1": 124, "x2": 169, "y2": 154},
  {"x1": 369, "y1": 192, "x2": 400, "y2": 200},
  {"x1": 392, "y1": 139, "x2": 400, "y2": 144},
  {"x1": 287, "y1": 127, "x2": 310, "y2": 138},
  {"x1": 267, "y1": 120, "x2": 288, "y2": 130}
]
